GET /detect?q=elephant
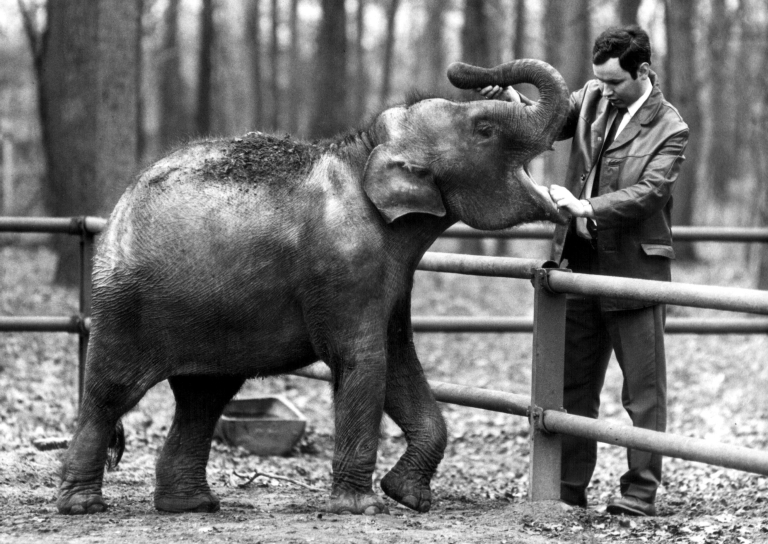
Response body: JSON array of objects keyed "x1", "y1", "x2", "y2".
[{"x1": 57, "y1": 59, "x2": 570, "y2": 516}]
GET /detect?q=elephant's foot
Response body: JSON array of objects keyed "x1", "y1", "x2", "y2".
[
  {"x1": 57, "y1": 485, "x2": 108, "y2": 515},
  {"x1": 154, "y1": 489, "x2": 221, "y2": 513},
  {"x1": 327, "y1": 488, "x2": 390, "y2": 515},
  {"x1": 381, "y1": 469, "x2": 432, "y2": 513}
]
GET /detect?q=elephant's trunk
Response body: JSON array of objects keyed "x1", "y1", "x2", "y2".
[{"x1": 446, "y1": 59, "x2": 569, "y2": 152}]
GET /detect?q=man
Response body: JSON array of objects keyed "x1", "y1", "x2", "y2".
[{"x1": 481, "y1": 26, "x2": 688, "y2": 516}]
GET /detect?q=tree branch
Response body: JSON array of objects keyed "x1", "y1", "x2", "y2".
[
  {"x1": 16, "y1": 0, "x2": 44, "y2": 64},
  {"x1": 233, "y1": 470, "x2": 324, "y2": 492}
]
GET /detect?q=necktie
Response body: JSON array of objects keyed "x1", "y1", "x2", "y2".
[
  {"x1": 591, "y1": 107, "x2": 627, "y2": 197},
  {"x1": 576, "y1": 107, "x2": 628, "y2": 241}
]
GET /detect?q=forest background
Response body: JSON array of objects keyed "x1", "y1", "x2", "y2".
[{"x1": 1, "y1": 0, "x2": 767, "y2": 284}]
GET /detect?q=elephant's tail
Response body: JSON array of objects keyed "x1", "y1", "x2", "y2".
[{"x1": 106, "y1": 419, "x2": 125, "y2": 472}]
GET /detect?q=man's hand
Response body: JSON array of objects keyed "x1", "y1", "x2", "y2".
[
  {"x1": 549, "y1": 185, "x2": 593, "y2": 218},
  {"x1": 477, "y1": 85, "x2": 521, "y2": 103}
]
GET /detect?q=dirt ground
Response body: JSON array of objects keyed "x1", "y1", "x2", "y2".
[
  {"x1": 3, "y1": 244, "x2": 768, "y2": 543},
  {"x1": 3, "y1": 422, "x2": 768, "y2": 544}
]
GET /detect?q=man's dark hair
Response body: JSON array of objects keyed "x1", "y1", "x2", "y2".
[{"x1": 592, "y1": 25, "x2": 652, "y2": 79}]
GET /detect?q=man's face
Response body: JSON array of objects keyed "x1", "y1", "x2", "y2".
[{"x1": 592, "y1": 57, "x2": 650, "y2": 109}]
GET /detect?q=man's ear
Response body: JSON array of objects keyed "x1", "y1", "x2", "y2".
[{"x1": 362, "y1": 145, "x2": 446, "y2": 223}]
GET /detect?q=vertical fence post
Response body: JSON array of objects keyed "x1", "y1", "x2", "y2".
[
  {"x1": 528, "y1": 267, "x2": 567, "y2": 501},
  {"x1": 78, "y1": 218, "x2": 95, "y2": 411},
  {"x1": 1, "y1": 131, "x2": 13, "y2": 215}
]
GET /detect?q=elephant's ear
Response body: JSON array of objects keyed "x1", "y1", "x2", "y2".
[{"x1": 362, "y1": 145, "x2": 446, "y2": 224}]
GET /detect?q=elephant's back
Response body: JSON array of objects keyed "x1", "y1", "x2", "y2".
[
  {"x1": 135, "y1": 134, "x2": 321, "y2": 190},
  {"x1": 90, "y1": 140, "x2": 317, "y2": 368},
  {"x1": 93, "y1": 135, "x2": 325, "y2": 295}
]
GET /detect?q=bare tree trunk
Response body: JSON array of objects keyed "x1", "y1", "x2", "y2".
[
  {"x1": 461, "y1": 0, "x2": 491, "y2": 66},
  {"x1": 756, "y1": 95, "x2": 768, "y2": 288},
  {"x1": 706, "y1": 0, "x2": 737, "y2": 200},
  {"x1": 32, "y1": 0, "x2": 141, "y2": 284},
  {"x1": 270, "y1": 0, "x2": 280, "y2": 131},
  {"x1": 618, "y1": 0, "x2": 642, "y2": 25},
  {"x1": 309, "y1": 0, "x2": 349, "y2": 138},
  {"x1": 159, "y1": 0, "x2": 188, "y2": 150},
  {"x1": 136, "y1": 0, "x2": 145, "y2": 162},
  {"x1": 423, "y1": 0, "x2": 447, "y2": 93},
  {"x1": 247, "y1": 0, "x2": 264, "y2": 130},
  {"x1": 733, "y1": 1, "x2": 752, "y2": 175},
  {"x1": 459, "y1": 0, "x2": 493, "y2": 255},
  {"x1": 379, "y1": 0, "x2": 401, "y2": 107},
  {"x1": 543, "y1": 0, "x2": 591, "y2": 208},
  {"x1": 196, "y1": 0, "x2": 214, "y2": 135},
  {"x1": 665, "y1": 0, "x2": 701, "y2": 260},
  {"x1": 288, "y1": 0, "x2": 300, "y2": 133},
  {"x1": 753, "y1": 1, "x2": 768, "y2": 288},
  {"x1": 353, "y1": 0, "x2": 368, "y2": 119},
  {"x1": 513, "y1": 0, "x2": 527, "y2": 58},
  {"x1": 543, "y1": 0, "x2": 591, "y2": 108}
]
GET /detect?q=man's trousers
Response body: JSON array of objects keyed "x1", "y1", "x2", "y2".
[{"x1": 559, "y1": 295, "x2": 667, "y2": 507}]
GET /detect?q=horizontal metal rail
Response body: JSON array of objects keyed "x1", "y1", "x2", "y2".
[
  {"x1": 292, "y1": 363, "x2": 768, "y2": 476},
  {"x1": 546, "y1": 269, "x2": 768, "y2": 314},
  {"x1": 410, "y1": 316, "x2": 768, "y2": 334},
  {"x1": 443, "y1": 223, "x2": 768, "y2": 242},
  {"x1": 418, "y1": 252, "x2": 557, "y2": 278},
  {"x1": 0, "y1": 316, "x2": 84, "y2": 333},
  {"x1": 417, "y1": 254, "x2": 768, "y2": 315},
  {"x1": 4, "y1": 314, "x2": 767, "y2": 335},
  {"x1": 0, "y1": 216, "x2": 106, "y2": 234},
  {"x1": 3, "y1": 217, "x2": 768, "y2": 243},
  {"x1": 291, "y1": 363, "x2": 529, "y2": 417},
  {"x1": 541, "y1": 410, "x2": 768, "y2": 476}
]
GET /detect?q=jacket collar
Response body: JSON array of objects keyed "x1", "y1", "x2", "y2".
[
  {"x1": 633, "y1": 71, "x2": 664, "y2": 126},
  {"x1": 606, "y1": 71, "x2": 664, "y2": 151}
]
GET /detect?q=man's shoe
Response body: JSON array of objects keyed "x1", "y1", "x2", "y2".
[{"x1": 606, "y1": 496, "x2": 656, "y2": 517}]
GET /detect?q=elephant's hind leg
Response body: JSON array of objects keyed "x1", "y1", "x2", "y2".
[
  {"x1": 58, "y1": 346, "x2": 154, "y2": 514},
  {"x1": 154, "y1": 374, "x2": 244, "y2": 513},
  {"x1": 381, "y1": 360, "x2": 447, "y2": 513}
]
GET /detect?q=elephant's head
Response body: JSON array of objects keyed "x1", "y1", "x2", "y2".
[{"x1": 363, "y1": 59, "x2": 570, "y2": 230}]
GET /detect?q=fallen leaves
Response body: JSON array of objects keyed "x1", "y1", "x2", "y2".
[{"x1": 2, "y1": 246, "x2": 768, "y2": 543}]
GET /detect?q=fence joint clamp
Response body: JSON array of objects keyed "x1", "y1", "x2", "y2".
[
  {"x1": 73, "y1": 314, "x2": 89, "y2": 336},
  {"x1": 68, "y1": 216, "x2": 88, "y2": 237},
  {"x1": 530, "y1": 405, "x2": 565, "y2": 434},
  {"x1": 529, "y1": 405, "x2": 549, "y2": 434},
  {"x1": 533, "y1": 266, "x2": 571, "y2": 294}
]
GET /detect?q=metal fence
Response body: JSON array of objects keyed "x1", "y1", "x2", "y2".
[
  {"x1": 3, "y1": 216, "x2": 768, "y2": 501},
  {"x1": 293, "y1": 252, "x2": 768, "y2": 500}
]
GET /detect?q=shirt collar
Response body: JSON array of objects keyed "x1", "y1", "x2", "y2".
[{"x1": 626, "y1": 81, "x2": 653, "y2": 119}]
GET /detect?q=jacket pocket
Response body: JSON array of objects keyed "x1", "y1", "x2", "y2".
[
  {"x1": 641, "y1": 243, "x2": 675, "y2": 259},
  {"x1": 599, "y1": 157, "x2": 625, "y2": 193}
]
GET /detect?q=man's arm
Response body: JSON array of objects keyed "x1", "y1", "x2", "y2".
[
  {"x1": 549, "y1": 129, "x2": 689, "y2": 223},
  {"x1": 549, "y1": 185, "x2": 594, "y2": 218},
  {"x1": 590, "y1": 130, "x2": 689, "y2": 229}
]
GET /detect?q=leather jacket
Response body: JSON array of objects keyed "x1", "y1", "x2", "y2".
[{"x1": 550, "y1": 73, "x2": 689, "y2": 311}]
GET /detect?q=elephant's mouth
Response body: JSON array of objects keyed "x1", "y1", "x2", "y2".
[{"x1": 516, "y1": 167, "x2": 570, "y2": 225}]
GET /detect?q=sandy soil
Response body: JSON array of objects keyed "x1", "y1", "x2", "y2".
[{"x1": 3, "y1": 246, "x2": 768, "y2": 543}]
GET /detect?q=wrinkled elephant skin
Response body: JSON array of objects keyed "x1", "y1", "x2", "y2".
[{"x1": 57, "y1": 59, "x2": 569, "y2": 516}]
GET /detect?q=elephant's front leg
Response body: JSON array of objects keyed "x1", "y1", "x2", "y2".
[
  {"x1": 380, "y1": 312, "x2": 447, "y2": 513},
  {"x1": 322, "y1": 315, "x2": 390, "y2": 515}
]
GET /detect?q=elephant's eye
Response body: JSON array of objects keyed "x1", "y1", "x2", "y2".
[{"x1": 475, "y1": 122, "x2": 495, "y2": 139}]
